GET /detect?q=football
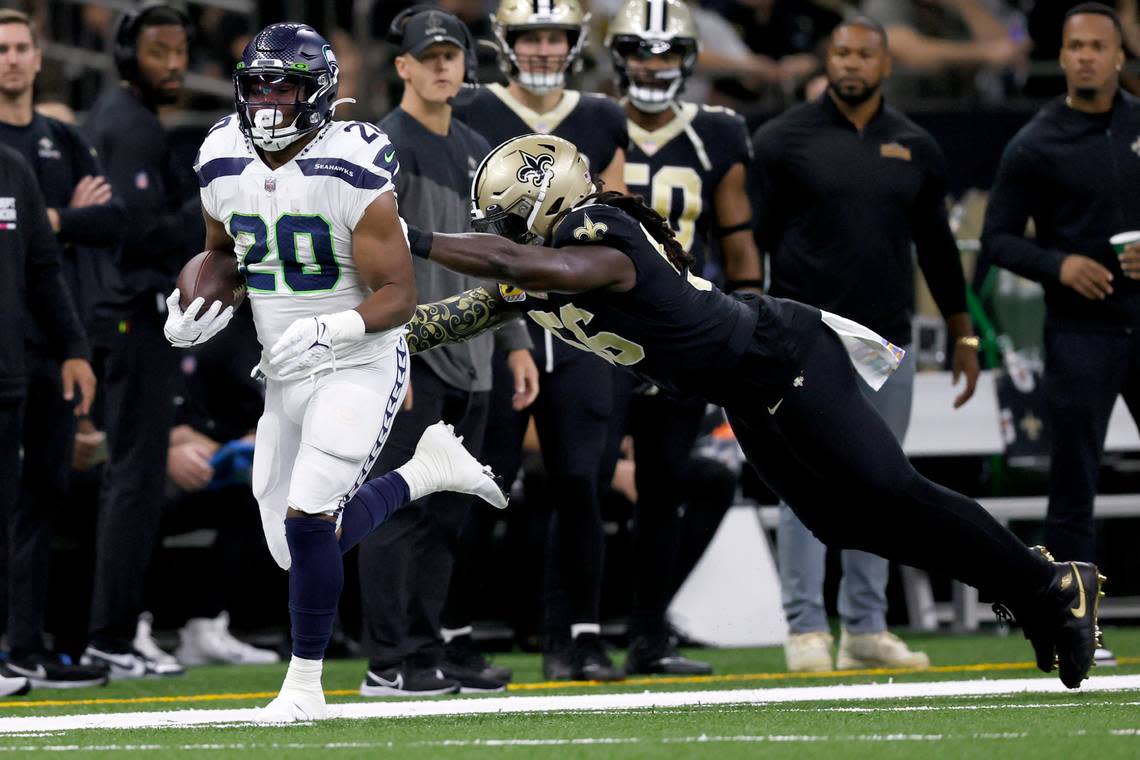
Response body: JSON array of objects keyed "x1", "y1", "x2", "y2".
[{"x1": 176, "y1": 250, "x2": 246, "y2": 311}]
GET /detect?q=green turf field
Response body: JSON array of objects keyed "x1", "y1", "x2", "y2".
[{"x1": 1, "y1": 627, "x2": 1138, "y2": 758}]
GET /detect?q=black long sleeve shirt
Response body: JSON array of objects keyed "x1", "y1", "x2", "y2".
[
  {"x1": 0, "y1": 145, "x2": 90, "y2": 400},
  {"x1": 981, "y1": 92, "x2": 1140, "y2": 328},
  {"x1": 84, "y1": 85, "x2": 202, "y2": 317},
  {"x1": 750, "y1": 95, "x2": 967, "y2": 345},
  {"x1": 0, "y1": 113, "x2": 125, "y2": 354}
]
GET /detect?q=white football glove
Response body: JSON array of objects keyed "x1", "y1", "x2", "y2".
[
  {"x1": 163, "y1": 290, "x2": 234, "y2": 348},
  {"x1": 268, "y1": 310, "x2": 366, "y2": 378}
]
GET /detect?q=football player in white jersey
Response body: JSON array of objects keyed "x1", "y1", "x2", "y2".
[{"x1": 163, "y1": 23, "x2": 507, "y2": 723}]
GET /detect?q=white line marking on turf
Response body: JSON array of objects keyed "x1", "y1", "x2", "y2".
[{"x1": 2, "y1": 674, "x2": 1139, "y2": 734}]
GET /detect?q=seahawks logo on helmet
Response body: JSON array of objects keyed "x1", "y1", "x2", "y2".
[{"x1": 516, "y1": 151, "x2": 555, "y2": 186}]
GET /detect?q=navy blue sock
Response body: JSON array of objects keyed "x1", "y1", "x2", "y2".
[
  {"x1": 285, "y1": 516, "x2": 343, "y2": 660},
  {"x1": 338, "y1": 471, "x2": 411, "y2": 553}
]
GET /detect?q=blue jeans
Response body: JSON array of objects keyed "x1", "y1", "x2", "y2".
[{"x1": 777, "y1": 346, "x2": 915, "y2": 634}]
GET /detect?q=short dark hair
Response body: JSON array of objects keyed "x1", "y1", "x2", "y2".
[
  {"x1": 131, "y1": 5, "x2": 189, "y2": 42},
  {"x1": 832, "y1": 15, "x2": 889, "y2": 47},
  {"x1": 1064, "y1": 2, "x2": 1124, "y2": 41},
  {"x1": 0, "y1": 8, "x2": 37, "y2": 47}
]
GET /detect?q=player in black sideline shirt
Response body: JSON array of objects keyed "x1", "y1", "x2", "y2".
[
  {"x1": 400, "y1": 132, "x2": 1107, "y2": 691},
  {"x1": 605, "y1": 0, "x2": 762, "y2": 676},
  {"x1": 749, "y1": 17, "x2": 979, "y2": 674},
  {"x1": 0, "y1": 146, "x2": 97, "y2": 696},
  {"x1": 0, "y1": 9, "x2": 120, "y2": 690},
  {"x1": 981, "y1": 3, "x2": 1140, "y2": 667},
  {"x1": 80, "y1": 4, "x2": 200, "y2": 678},
  {"x1": 447, "y1": 0, "x2": 628, "y2": 682}
]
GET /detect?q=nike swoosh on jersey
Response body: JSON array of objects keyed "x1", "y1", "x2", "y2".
[{"x1": 767, "y1": 398, "x2": 783, "y2": 415}]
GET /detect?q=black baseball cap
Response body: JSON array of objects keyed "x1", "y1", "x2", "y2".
[{"x1": 399, "y1": 9, "x2": 469, "y2": 58}]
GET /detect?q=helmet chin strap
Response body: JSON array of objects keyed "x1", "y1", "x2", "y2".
[{"x1": 525, "y1": 169, "x2": 555, "y2": 243}]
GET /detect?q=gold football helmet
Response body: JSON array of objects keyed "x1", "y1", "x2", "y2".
[
  {"x1": 606, "y1": 0, "x2": 700, "y2": 113},
  {"x1": 471, "y1": 134, "x2": 594, "y2": 245},
  {"x1": 492, "y1": 0, "x2": 590, "y2": 95}
]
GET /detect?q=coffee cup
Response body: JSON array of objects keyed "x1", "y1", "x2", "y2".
[{"x1": 1110, "y1": 231, "x2": 1140, "y2": 256}]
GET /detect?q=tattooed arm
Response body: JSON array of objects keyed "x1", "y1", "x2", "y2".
[{"x1": 404, "y1": 285, "x2": 528, "y2": 355}]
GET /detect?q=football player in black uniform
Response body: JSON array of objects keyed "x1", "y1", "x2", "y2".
[
  {"x1": 604, "y1": 0, "x2": 763, "y2": 675},
  {"x1": 403, "y1": 133, "x2": 1105, "y2": 691},
  {"x1": 443, "y1": 0, "x2": 629, "y2": 681}
]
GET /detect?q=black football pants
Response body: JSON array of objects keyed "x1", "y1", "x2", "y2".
[{"x1": 726, "y1": 325, "x2": 1052, "y2": 603}]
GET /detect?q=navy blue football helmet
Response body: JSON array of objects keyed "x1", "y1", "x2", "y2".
[{"x1": 234, "y1": 23, "x2": 342, "y2": 152}]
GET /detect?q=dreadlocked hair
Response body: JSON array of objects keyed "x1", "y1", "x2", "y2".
[{"x1": 553, "y1": 191, "x2": 695, "y2": 272}]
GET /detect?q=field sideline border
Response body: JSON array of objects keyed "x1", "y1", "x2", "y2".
[
  {"x1": 2, "y1": 674, "x2": 1140, "y2": 734},
  {"x1": 1, "y1": 657, "x2": 1138, "y2": 711}
]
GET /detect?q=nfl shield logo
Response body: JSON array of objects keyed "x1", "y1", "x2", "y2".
[
  {"x1": 264, "y1": 177, "x2": 276, "y2": 193},
  {"x1": 134, "y1": 171, "x2": 149, "y2": 190}
]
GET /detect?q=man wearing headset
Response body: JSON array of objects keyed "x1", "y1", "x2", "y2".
[
  {"x1": 356, "y1": 6, "x2": 538, "y2": 697},
  {"x1": 80, "y1": 3, "x2": 201, "y2": 678}
]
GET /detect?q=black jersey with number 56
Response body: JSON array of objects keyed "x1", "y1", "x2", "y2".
[
  {"x1": 523, "y1": 202, "x2": 814, "y2": 401},
  {"x1": 623, "y1": 104, "x2": 751, "y2": 272}
]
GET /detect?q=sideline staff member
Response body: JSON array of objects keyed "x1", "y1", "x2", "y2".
[
  {"x1": 750, "y1": 16, "x2": 979, "y2": 673},
  {"x1": 81, "y1": 3, "x2": 200, "y2": 677},
  {"x1": 981, "y1": 2, "x2": 1140, "y2": 666}
]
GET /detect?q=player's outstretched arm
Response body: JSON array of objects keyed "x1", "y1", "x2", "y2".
[
  {"x1": 404, "y1": 286, "x2": 526, "y2": 355},
  {"x1": 409, "y1": 227, "x2": 635, "y2": 294},
  {"x1": 268, "y1": 193, "x2": 417, "y2": 377}
]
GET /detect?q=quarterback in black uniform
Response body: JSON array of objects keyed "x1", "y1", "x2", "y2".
[
  {"x1": 603, "y1": 0, "x2": 764, "y2": 675},
  {"x1": 443, "y1": 0, "x2": 629, "y2": 681},
  {"x1": 404, "y1": 133, "x2": 1105, "y2": 691}
]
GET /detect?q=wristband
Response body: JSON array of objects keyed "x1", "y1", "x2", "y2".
[{"x1": 407, "y1": 226, "x2": 434, "y2": 259}]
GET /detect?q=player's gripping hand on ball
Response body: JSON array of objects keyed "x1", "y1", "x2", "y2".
[
  {"x1": 268, "y1": 310, "x2": 366, "y2": 379},
  {"x1": 164, "y1": 290, "x2": 234, "y2": 348}
]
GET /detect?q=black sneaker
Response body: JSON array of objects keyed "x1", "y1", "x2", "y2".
[
  {"x1": 359, "y1": 666, "x2": 461, "y2": 697},
  {"x1": 625, "y1": 637, "x2": 713, "y2": 676},
  {"x1": 570, "y1": 634, "x2": 624, "y2": 682},
  {"x1": 996, "y1": 549, "x2": 1104, "y2": 690},
  {"x1": 80, "y1": 645, "x2": 184, "y2": 679},
  {"x1": 2, "y1": 653, "x2": 108, "y2": 689},
  {"x1": 439, "y1": 663, "x2": 509, "y2": 693},
  {"x1": 444, "y1": 634, "x2": 512, "y2": 683},
  {"x1": 542, "y1": 650, "x2": 574, "y2": 681}
]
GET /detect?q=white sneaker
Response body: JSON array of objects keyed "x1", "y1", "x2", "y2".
[
  {"x1": 406, "y1": 422, "x2": 508, "y2": 509},
  {"x1": 784, "y1": 631, "x2": 834, "y2": 672},
  {"x1": 837, "y1": 629, "x2": 930, "y2": 670},
  {"x1": 133, "y1": 615, "x2": 180, "y2": 669},
  {"x1": 0, "y1": 675, "x2": 30, "y2": 697},
  {"x1": 176, "y1": 612, "x2": 281, "y2": 666},
  {"x1": 255, "y1": 686, "x2": 327, "y2": 723},
  {"x1": 1095, "y1": 647, "x2": 1118, "y2": 667}
]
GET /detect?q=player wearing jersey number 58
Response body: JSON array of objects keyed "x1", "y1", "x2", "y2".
[
  {"x1": 404, "y1": 132, "x2": 1106, "y2": 691},
  {"x1": 167, "y1": 23, "x2": 507, "y2": 724}
]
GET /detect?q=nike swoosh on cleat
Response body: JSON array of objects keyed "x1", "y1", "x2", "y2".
[
  {"x1": 371, "y1": 672, "x2": 403, "y2": 690},
  {"x1": 1070, "y1": 563, "x2": 1087, "y2": 619}
]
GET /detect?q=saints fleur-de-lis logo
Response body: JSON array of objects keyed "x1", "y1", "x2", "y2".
[
  {"x1": 573, "y1": 213, "x2": 608, "y2": 241},
  {"x1": 516, "y1": 150, "x2": 554, "y2": 186}
]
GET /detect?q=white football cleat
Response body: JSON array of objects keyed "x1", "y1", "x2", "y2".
[
  {"x1": 407, "y1": 422, "x2": 509, "y2": 509},
  {"x1": 255, "y1": 686, "x2": 327, "y2": 723}
]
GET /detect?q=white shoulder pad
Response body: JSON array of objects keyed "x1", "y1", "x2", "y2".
[{"x1": 298, "y1": 121, "x2": 398, "y2": 193}]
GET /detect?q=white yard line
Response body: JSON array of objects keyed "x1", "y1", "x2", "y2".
[{"x1": 1, "y1": 674, "x2": 1139, "y2": 735}]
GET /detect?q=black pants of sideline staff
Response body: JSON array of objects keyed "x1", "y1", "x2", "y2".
[
  {"x1": 358, "y1": 358, "x2": 490, "y2": 671},
  {"x1": 4, "y1": 355, "x2": 77, "y2": 656},
  {"x1": 1044, "y1": 320, "x2": 1140, "y2": 564},
  {"x1": 88, "y1": 303, "x2": 180, "y2": 650}
]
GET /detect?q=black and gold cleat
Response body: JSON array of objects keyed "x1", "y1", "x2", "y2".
[{"x1": 1047, "y1": 561, "x2": 1104, "y2": 689}]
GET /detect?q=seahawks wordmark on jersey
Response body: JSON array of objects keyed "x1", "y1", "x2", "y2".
[{"x1": 195, "y1": 115, "x2": 404, "y2": 380}]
